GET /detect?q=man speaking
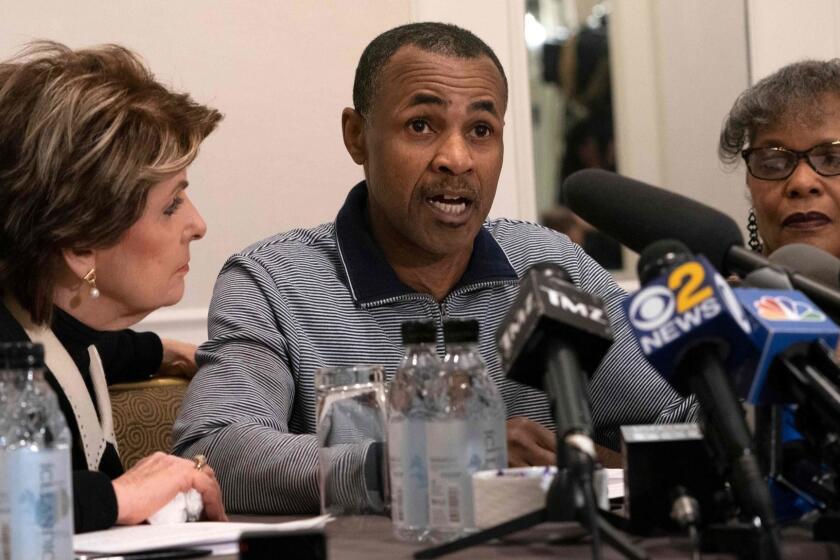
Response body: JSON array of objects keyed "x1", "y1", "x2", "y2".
[{"x1": 173, "y1": 22, "x2": 693, "y2": 514}]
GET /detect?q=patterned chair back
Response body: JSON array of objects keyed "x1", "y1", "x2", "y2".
[{"x1": 109, "y1": 377, "x2": 189, "y2": 469}]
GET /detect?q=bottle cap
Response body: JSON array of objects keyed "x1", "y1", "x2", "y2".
[
  {"x1": 0, "y1": 342, "x2": 45, "y2": 369},
  {"x1": 443, "y1": 319, "x2": 479, "y2": 344},
  {"x1": 400, "y1": 321, "x2": 436, "y2": 344}
]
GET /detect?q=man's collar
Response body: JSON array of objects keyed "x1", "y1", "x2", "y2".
[{"x1": 335, "y1": 181, "x2": 517, "y2": 306}]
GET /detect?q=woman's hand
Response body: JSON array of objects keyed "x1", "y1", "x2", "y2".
[
  {"x1": 158, "y1": 338, "x2": 198, "y2": 379},
  {"x1": 112, "y1": 452, "x2": 227, "y2": 525}
]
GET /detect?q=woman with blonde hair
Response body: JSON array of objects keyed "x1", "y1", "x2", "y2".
[{"x1": 0, "y1": 42, "x2": 226, "y2": 531}]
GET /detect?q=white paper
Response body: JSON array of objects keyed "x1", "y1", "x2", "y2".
[
  {"x1": 74, "y1": 515, "x2": 331, "y2": 555},
  {"x1": 606, "y1": 468, "x2": 624, "y2": 499}
]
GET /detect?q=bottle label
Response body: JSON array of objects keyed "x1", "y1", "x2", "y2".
[
  {"x1": 426, "y1": 419, "x2": 473, "y2": 529},
  {"x1": 388, "y1": 418, "x2": 428, "y2": 529},
  {"x1": 8, "y1": 448, "x2": 73, "y2": 560},
  {"x1": 471, "y1": 415, "x2": 508, "y2": 471}
]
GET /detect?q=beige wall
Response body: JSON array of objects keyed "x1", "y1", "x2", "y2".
[
  {"x1": 609, "y1": 0, "x2": 840, "y2": 284},
  {"x1": 747, "y1": 0, "x2": 840, "y2": 82},
  {"x1": 0, "y1": 1, "x2": 408, "y2": 320},
  {"x1": 6, "y1": 1, "x2": 839, "y2": 340},
  {"x1": 0, "y1": 0, "x2": 534, "y2": 342},
  {"x1": 609, "y1": 0, "x2": 752, "y2": 279}
]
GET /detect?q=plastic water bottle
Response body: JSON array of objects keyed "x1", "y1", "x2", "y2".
[
  {"x1": 3, "y1": 342, "x2": 73, "y2": 560},
  {"x1": 426, "y1": 319, "x2": 507, "y2": 542},
  {"x1": 388, "y1": 321, "x2": 438, "y2": 542},
  {"x1": 0, "y1": 348, "x2": 16, "y2": 560}
]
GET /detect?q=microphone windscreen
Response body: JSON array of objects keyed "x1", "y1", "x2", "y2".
[
  {"x1": 768, "y1": 243, "x2": 840, "y2": 290},
  {"x1": 561, "y1": 169, "x2": 744, "y2": 273}
]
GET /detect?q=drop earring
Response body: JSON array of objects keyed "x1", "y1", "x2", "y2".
[
  {"x1": 747, "y1": 208, "x2": 764, "y2": 254},
  {"x1": 83, "y1": 268, "x2": 100, "y2": 299}
]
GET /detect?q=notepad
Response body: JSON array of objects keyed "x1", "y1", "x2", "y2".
[{"x1": 74, "y1": 515, "x2": 331, "y2": 556}]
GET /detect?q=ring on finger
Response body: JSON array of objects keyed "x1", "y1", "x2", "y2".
[{"x1": 192, "y1": 454, "x2": 208, "y2": 471}]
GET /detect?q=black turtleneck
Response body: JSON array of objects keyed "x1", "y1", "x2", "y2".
[
  {"x1": 0, "y1": 301, "x2": 164, "y2": 532},
  {"x1": 52, "y1": 306, "x2": 163, "y2": 401}
]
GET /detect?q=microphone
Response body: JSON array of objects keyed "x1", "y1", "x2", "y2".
[
  {"x1": 734, "y1": 264, "x2": 840, "y2": 450},
  {"x1": 731, "y1": 267, "x2": 840, "y2": 516},
  {"x1": 561, "y1": 168, "x2": 840, "y2": 323},
  {"x1": 733, "y1": 284, "x2": 840, "y2": 474},
  {"x1": 625, "y1": 240, "x2": 780, "y2": 557},
  {"x1": 496, "y1": 263, "x2": 613, "y2": 467},
  {"x1": 625, "y1": 240, "x2": 755, "y2": 394},
  {"x1": 731, "y1": 287, "x2": 840, "y2": 406},
  {"x1": 769, "y1": 243, "x2": 840, "y2": 291},
  {"x1": 495, "y1": 263, "x2": 625, "y2": 557}
]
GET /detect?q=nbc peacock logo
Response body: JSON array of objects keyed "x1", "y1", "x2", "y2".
[{"x1": 754, "y1": 295, "x2": 825, "y2": 322}]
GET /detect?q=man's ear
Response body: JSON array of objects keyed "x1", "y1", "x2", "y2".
[
  {"x1": 342, "y1": 107, "x2": 367, "y2": 165},
  {"x1": 61, "y1": 247, "x2": 96, "y2": 283}
]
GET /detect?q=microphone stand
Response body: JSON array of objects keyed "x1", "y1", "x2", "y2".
[
  {"x1": 779, "y1": 340, "x2": 840, "y2": 474},
  {"x1": 677, "y1": 347, "x2": 782, "y2": 560},
  {"x1": 777, "y1": 341, "x2": 840, "y2": 542},
  {"x1": 414, "y1": 349, "x2": 648, "y2": 560}
]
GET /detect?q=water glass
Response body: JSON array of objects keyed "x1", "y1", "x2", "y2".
[{"x1": 316, "y1": 365, "x2": 389, "y2": 516}]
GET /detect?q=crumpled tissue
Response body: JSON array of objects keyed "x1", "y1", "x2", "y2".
[{"x1": 147, "y1": 489, "x2": 203, "y2": 524}]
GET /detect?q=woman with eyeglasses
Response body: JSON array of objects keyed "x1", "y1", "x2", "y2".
[
  {"x1": 720, "y1": 59, "x2": 840, "y2": 258},
  {"x1": 719, "y1": 60, "x2": 840, "y2": 525}
]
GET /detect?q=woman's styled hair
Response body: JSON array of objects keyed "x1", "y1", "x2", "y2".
[
  {"x1": 719, "y1": 58, "x2": 840, "y2": 163},
  {"x1": 0, "y1": 41, "x2": 222, "y2": 324}
]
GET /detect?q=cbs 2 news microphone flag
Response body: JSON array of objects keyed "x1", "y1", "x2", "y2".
[{"x1": 624, "y1": 253, "x2": 840, "y2": 403}]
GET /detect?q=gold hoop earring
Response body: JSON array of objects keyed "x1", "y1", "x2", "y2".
[{"x1": 83, "y1": 269, "x2": 100, "y2": 299}]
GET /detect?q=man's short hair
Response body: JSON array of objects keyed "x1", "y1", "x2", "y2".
[
  {"x1": 352, "y1": 22, "x2": 509, "y2": 116},
  {"x1": 0, "y1": 41, "x2": 222, "y2": 323},
  {"x1": 719, "y1": 59, "x2": 840, "y2": 164}
]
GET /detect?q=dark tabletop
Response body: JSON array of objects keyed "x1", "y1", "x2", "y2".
[{"x1": 222, "y1": 515, "x2": 840, "y2": 559}]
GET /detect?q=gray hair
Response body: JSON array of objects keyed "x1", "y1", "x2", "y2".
[{"x1": 719, "y1": 59, "x2": 840, "y2": 164}]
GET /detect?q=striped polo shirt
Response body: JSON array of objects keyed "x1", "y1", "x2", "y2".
[{"x1": 172, "y1": 182, "x2": 694, "y2": 514}]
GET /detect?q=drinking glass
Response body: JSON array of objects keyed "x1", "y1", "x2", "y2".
[{"x1": 316, "y1": 365, "x2": 389, "y2": 516}]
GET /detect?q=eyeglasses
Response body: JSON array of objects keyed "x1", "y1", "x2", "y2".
[{"x1": 742, "y1": 140, "x2": 840, "y2": 180}]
